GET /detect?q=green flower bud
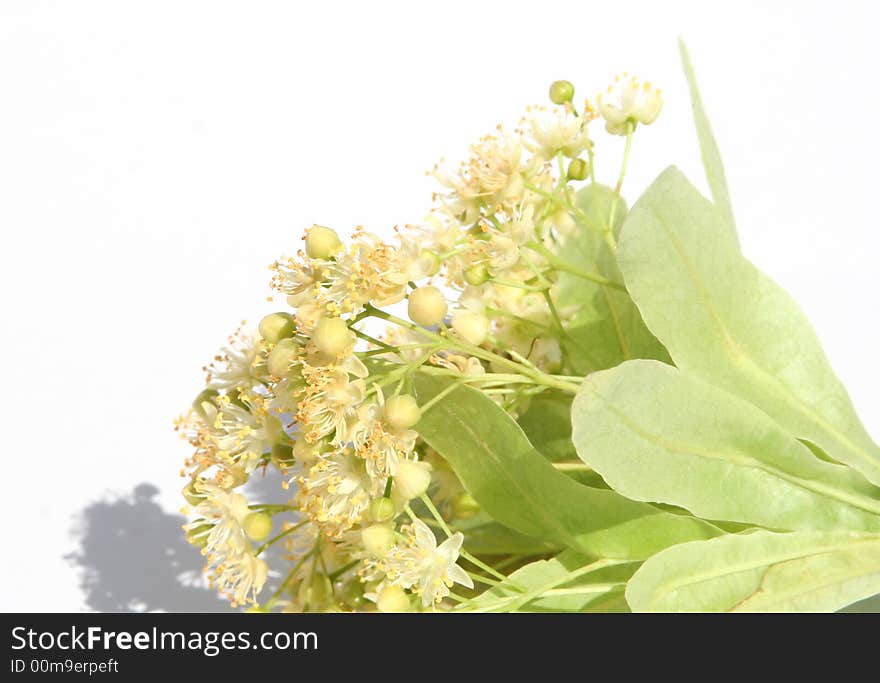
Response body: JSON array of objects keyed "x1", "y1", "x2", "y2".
[
  {"x1": 182, "y1": 481, "x2": 207, "y2": 506},
  {"x1": 407, "y1": 286, "x2": 448, "y2": 327},
  {"x1": 567, "y1": 158, "x2": 589, "y2": 181},
  {"x1": 243, "y1": 512, "x2": 273, "y2": 541},
  {"x1": 419, "y1": 250, "x2": 442, "y2": 276},
  {"x1": 312, "y1": 317, "x2": 352, "y2": 359},
  {"x1": 383, "y1": 394, "x2": 421, "y2": 430},
  {"x1": 464, "y1": 263, "x2": 490, "y2": 286},
  {"x1": 376, "y1": 584, "x2": 412, "y2": 613},
  {"x1": 191, "y1": 388, "x2": 219, "y2": 420},
  {"x1": 305, "y1": 225, "x2": 343, "y2": 260},
  {"x1": 258, "y1": 312, "x2": 296, "y2": 343},
  {"x1": 549, "y1": 79, "x2": 575, "y2": 105},
  {"x1": 361, "y1": 523, "x2": 395, "y2": 557},
  {"x1": 452, "y1": 311, "x2": 490, "y2": 346},
  {"x1": 451, "y1": 492, "x2": 481, "y2": 520},
  {"x1": 267, "y1": 338, "x2": 300, "y2": 377},
  {"x1": 369, "y1": 497, "x2": 396, "y2": 522},
  {"x1": 394, "y1": 459, "x2": 432, "y2": 500}
]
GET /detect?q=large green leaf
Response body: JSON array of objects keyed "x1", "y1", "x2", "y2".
[
  {"x1": 556, "y1": 184, "x2": 670, "y2": 374},
  {"x1": 678, "y1": 39, "x2": 737, "y2": 242},
  {"x1": 572, "y1": 360, "x2": 880, "y2": 532},
  {"x1": 617, "y1": 167, "x2": 880, "y2": 486},
  {"x1": 467, "y1": 550, "x2": 636, "y2": 612},
  {"x1": 413, "y1": 373, "x2": 720, "y2": 560},
  {"x1": 626, "y1": 529, "x2": 880, "y2": 612}
]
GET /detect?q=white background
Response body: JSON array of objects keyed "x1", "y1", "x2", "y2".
[{"x1": 1, "y1": 1, "x2": 878, "y2": 611}]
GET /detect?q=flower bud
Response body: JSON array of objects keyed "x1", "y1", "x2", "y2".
[
  {"x1": 452, "y1": 312, "x2": 490, "y2": 346},
  {"x1": 304, "y1": 225, "x2": 342, "y2": 260},
  {"x1": 243, "y1": 512, "x2": 273, "y2": 541},
  {"x1": 267, "y1": 338, "x2": 300, "y2": 377},
  {"x1": 361, "y1": 523, "x2": 395, "y2": 557},
  {"x1": 383, "y1": 394, "x2": 421, "y2": 430},
  {"x1": 369, "y1": 497, "x2": 396, "y2": 522},
  {"x1": 376, "y1": 584, "x2": 411, "y2": 613},
  {"x1": 451, "y1": 492, "x2": 481, "y2": 520},
  {"x1": 394, "y1": 459, "x2": 432, "y2": 500},
  {"x1": 549, "y1": 79, "x2": 575, "y2": 105},
  {"x1": 419, "y1": 250, "x2": 441, "y2": 276},
  {"x1": 191, "y1": 388, "x2": 219, "y2": 420},
  {"x1": 258, "y1": 312, "x2": 296, "y2": 343},
  {"x1": 567, "y1": 158, "x2": 589, "y2": 181},
  {"x1": 464, "y1": 263, "x2": 489, "y2": 286},
  {"x1": 407, "y1": 286, "x2": 447, "y2": 327},
  {"x1": 312, "y1": 317, "x2": 352, "y2": 359},
  {"x1": 182, "y1": 481, "x2": 206, "y2": 506}
]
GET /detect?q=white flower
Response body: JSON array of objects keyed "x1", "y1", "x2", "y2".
[
  {"x1": 522, "y1": 106, "x2": 592, "y2": 160},
  {"x1": 383, "y1": 520, "x2": 473, "y2": 607},
  {"x1": 210, "y1": 552, "x2": 269, "y2": 607},
  {"x1": 297, "y1": 450, "x2": 377, "y2": 536},
  {"x1": 186, "y1": 483, "x2": 251, "y2": 558},
  {"x1": 597, "y1": 74, "x2": 663, "y2": 135},
  {"x1": 296, "y1": 363, "x2": 367, "y2": 444},
  {"x1": 198, "y1": 398, "x2": 275, "y2": 471},
  {"x1": 206, "y1": 327, "x2": 263, "y2": 394},
  {"x1": 434, "y1": 132, "x2": 530, "y2": 219}
]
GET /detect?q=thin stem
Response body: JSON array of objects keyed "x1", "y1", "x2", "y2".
[
  {"x1": 254, "y1": 520, "x2": 308, "y2": 557},
  {"x1": 420, "y1": 493, "x2": 453, "y2": 537},
  {"x1": 363, "y1": 304, "x2": 580, "y2": 394},
  {"x1": 525, "y1": 241, "x2": 625, "y2": 291},
  {"x1": 418, "y1": 380, "x2": 463, "y2": 414},
  {"x1": 460, "y1": 558, "x2": 629, "y2": 613},
  {"x1": 614, "y1": 121, "x2": 634, "y2": 194},
  {"x1": 459, "y1": 550, "x2": 516, "y2": 585}
]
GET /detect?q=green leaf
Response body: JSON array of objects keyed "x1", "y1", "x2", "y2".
[
  {"x1": 517, "y1": 392, "x2": 577, "y2": 461},
  {"x1": 456, "y1": 514, "x2": 561, "y2": 556},
  {"x1": 626, "y1": 529, "x2": 880, "y2": 612},
  {"x1": 572, "y1": 359, "x2": 880, "y2": 532},
  {"x1": 617, "y1": 166, "x2": 880, "y2": 486},
  {"x1": 679, "y1": 39, "x2": 737, "y2": 242},
  {"x1": 413, "y1": 373, "x2": 720, "y2": 560},
  {"x1": 556, "y1": 184, "x2": 670, "y2": 374},
  {"x1": 468, "y1": 550, "x2": 637, "y2": 612}
]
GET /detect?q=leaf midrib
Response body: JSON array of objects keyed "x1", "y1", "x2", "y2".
[
  {"x1": 592, "y1": 394, "x2": 880, "y2": 521},
  {"x1": 643, "y1": 534, "x2": 880, "y2": 612},
  {"x1": 643, "y1": 201, "x2": 880, "y2": 480}
]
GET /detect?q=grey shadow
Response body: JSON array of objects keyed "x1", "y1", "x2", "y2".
[{"x1": 66, "y1": 471, "x2": 288, "y2": 612}]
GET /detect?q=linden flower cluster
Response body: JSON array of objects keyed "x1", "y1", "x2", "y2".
[{"x1": 176, "y1": 75, "x2": 662, "y2": 612}]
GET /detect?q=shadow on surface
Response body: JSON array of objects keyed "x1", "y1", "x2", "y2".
[{"x1": 66, "y1": 472, "x2": 287, "y2": 612}]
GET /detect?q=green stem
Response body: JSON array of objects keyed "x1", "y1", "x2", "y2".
[
  {"x1": 363, "y1": 304, "x2": 581, "y2": 394},
  {"x1": 254, "y1": 520, "x2": 308, "y2": 557},
  {"x1": 460, "y1": 558, "x2": 629, "y2": 612},
  {"x1": 614, "y1": 121, "x2": 634, "y2": 194},
  {"x1": 525, "y1": 241, "x2": 625, "y2": 291}
]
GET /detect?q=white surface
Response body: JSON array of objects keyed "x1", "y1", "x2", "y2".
[{"x1": 1, "y1": 0, "x2": 877, "y2": 611}]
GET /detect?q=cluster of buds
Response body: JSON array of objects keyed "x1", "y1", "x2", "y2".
[{"x1": 176, "y1": 73, "x2": 662, "y2": 611}]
